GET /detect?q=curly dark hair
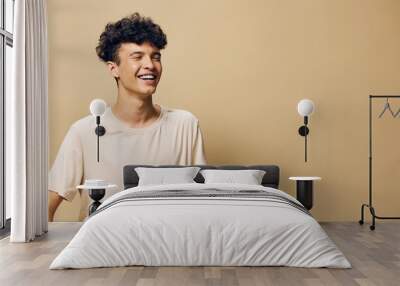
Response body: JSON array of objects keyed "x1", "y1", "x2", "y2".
[{"x1": 96, "y1": 13, "x2": 167, "y2": 65}]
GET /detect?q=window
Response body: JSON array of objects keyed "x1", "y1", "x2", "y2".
[{"x1": 0, "y1": 0, "x2": 14, "y2": 236}]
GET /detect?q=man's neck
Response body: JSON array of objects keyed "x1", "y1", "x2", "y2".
[{"x1": 111, "y1": 89, "x2": 161, "y2": 128}]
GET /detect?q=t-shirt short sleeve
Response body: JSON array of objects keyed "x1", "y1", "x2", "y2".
[
  {"x1": 48, "y1": 125, "x2": 83, "y2": 201},
  {"x1": 192, "y1": 119, "x2": 207, "y2": 165}
]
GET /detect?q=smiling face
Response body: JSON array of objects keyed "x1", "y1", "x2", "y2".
[{"x1": 107, "y1": 42, "x2": 162, "y2": 97}]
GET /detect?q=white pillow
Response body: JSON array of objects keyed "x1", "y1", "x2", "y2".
[
  {"x1": 135, "y1": 167, "x2": 201, "y2": 186},
  {"x1": 200, "y1": 169, "x2": 266, "y2": 185}
]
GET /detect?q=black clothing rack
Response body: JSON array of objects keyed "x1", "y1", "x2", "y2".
[{"x1": 359, "y1": 95, "x2": 400, "y2": 230}]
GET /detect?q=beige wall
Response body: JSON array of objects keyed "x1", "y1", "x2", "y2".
[{"x1": 48, "y1": 0, "x2": 400, "y2": 221}]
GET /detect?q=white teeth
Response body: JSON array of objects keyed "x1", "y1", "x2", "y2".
[{"x1": 138, "y1": 74, "x2": 156, "y2": 80}]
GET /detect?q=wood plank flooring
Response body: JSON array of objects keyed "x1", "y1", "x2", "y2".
[{"x1": 0, "y1": 222, "x2": 399, "y2": 286}]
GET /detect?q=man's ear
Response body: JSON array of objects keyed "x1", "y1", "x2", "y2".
[{"x1": 107, "y1": 61, "x2": 119, "y2": 79}]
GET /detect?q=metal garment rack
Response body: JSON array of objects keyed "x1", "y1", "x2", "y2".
[{"x1": 359, "y1": 95, "x2": 400, "y2": 230}]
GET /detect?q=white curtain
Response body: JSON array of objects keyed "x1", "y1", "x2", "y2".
[{"x1": 8, "y1": 0, "x2": 48, "y2": 242}]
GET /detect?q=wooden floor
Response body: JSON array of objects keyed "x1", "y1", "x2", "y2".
[{"x1": 0, "y1": 222, "x2": 399, "y2": 286}]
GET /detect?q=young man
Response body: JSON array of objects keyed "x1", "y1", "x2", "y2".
[{"x1": 48, "y1": 13, "x2": 207, "y2": 221}]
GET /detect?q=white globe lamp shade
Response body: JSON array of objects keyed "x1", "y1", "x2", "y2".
[
  {"x1": 297, "y1": 99, "x2": 314, "y2": 116},
  {"x1": 90, "y1": 99, "x2": 107, "y2": 116}
]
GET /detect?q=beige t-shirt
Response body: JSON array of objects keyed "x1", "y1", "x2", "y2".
[{"x1": 49, "y1": 105, "x2": 207, "y2": 220}]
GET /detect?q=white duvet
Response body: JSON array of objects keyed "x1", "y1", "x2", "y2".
[{"x1": 50, "y1": 183, "x2": 351, "y2": 269}]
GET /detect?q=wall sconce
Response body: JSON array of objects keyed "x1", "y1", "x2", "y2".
[
  {"x1": 297, "y1": 99, "x2": 315, "y2": 162},
  {"x1": 90, "y1": 99, "x2": 107, "y2": 162}
]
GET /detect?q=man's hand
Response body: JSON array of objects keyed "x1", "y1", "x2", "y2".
[{"x1": 48, "y1": 191, "x2": 64, "y2": 222}]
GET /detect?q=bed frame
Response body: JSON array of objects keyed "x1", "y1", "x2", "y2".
[{"x1": 123, "y1": 165, "x2": 280, "y2": 189}]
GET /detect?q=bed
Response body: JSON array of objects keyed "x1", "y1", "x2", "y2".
[{"x1": 50, "y1": 165, "x2": 351, "y2": 269}]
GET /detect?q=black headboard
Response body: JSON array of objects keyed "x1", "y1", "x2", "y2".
[{"x1": 123, "y1": 165, "x2": 280, "y2": 189}]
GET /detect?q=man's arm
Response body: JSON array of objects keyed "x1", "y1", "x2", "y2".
[
  {"x1": 48, "y1": 190, "x2": 64, "y2": 222},
  {"x1": 48, "y1": 125, "x2": 83, "y2": 221}
]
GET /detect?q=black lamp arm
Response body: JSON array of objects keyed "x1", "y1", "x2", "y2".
[
  {"x1": 94, "y1": 116, "x2": 106, "y2": 162},
  {"x1": 298, "y1": 117, "x2": 310, "y2": 137},
  {"x1": 297, "y1": 116, "x2": 310, "y2": 162}
]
